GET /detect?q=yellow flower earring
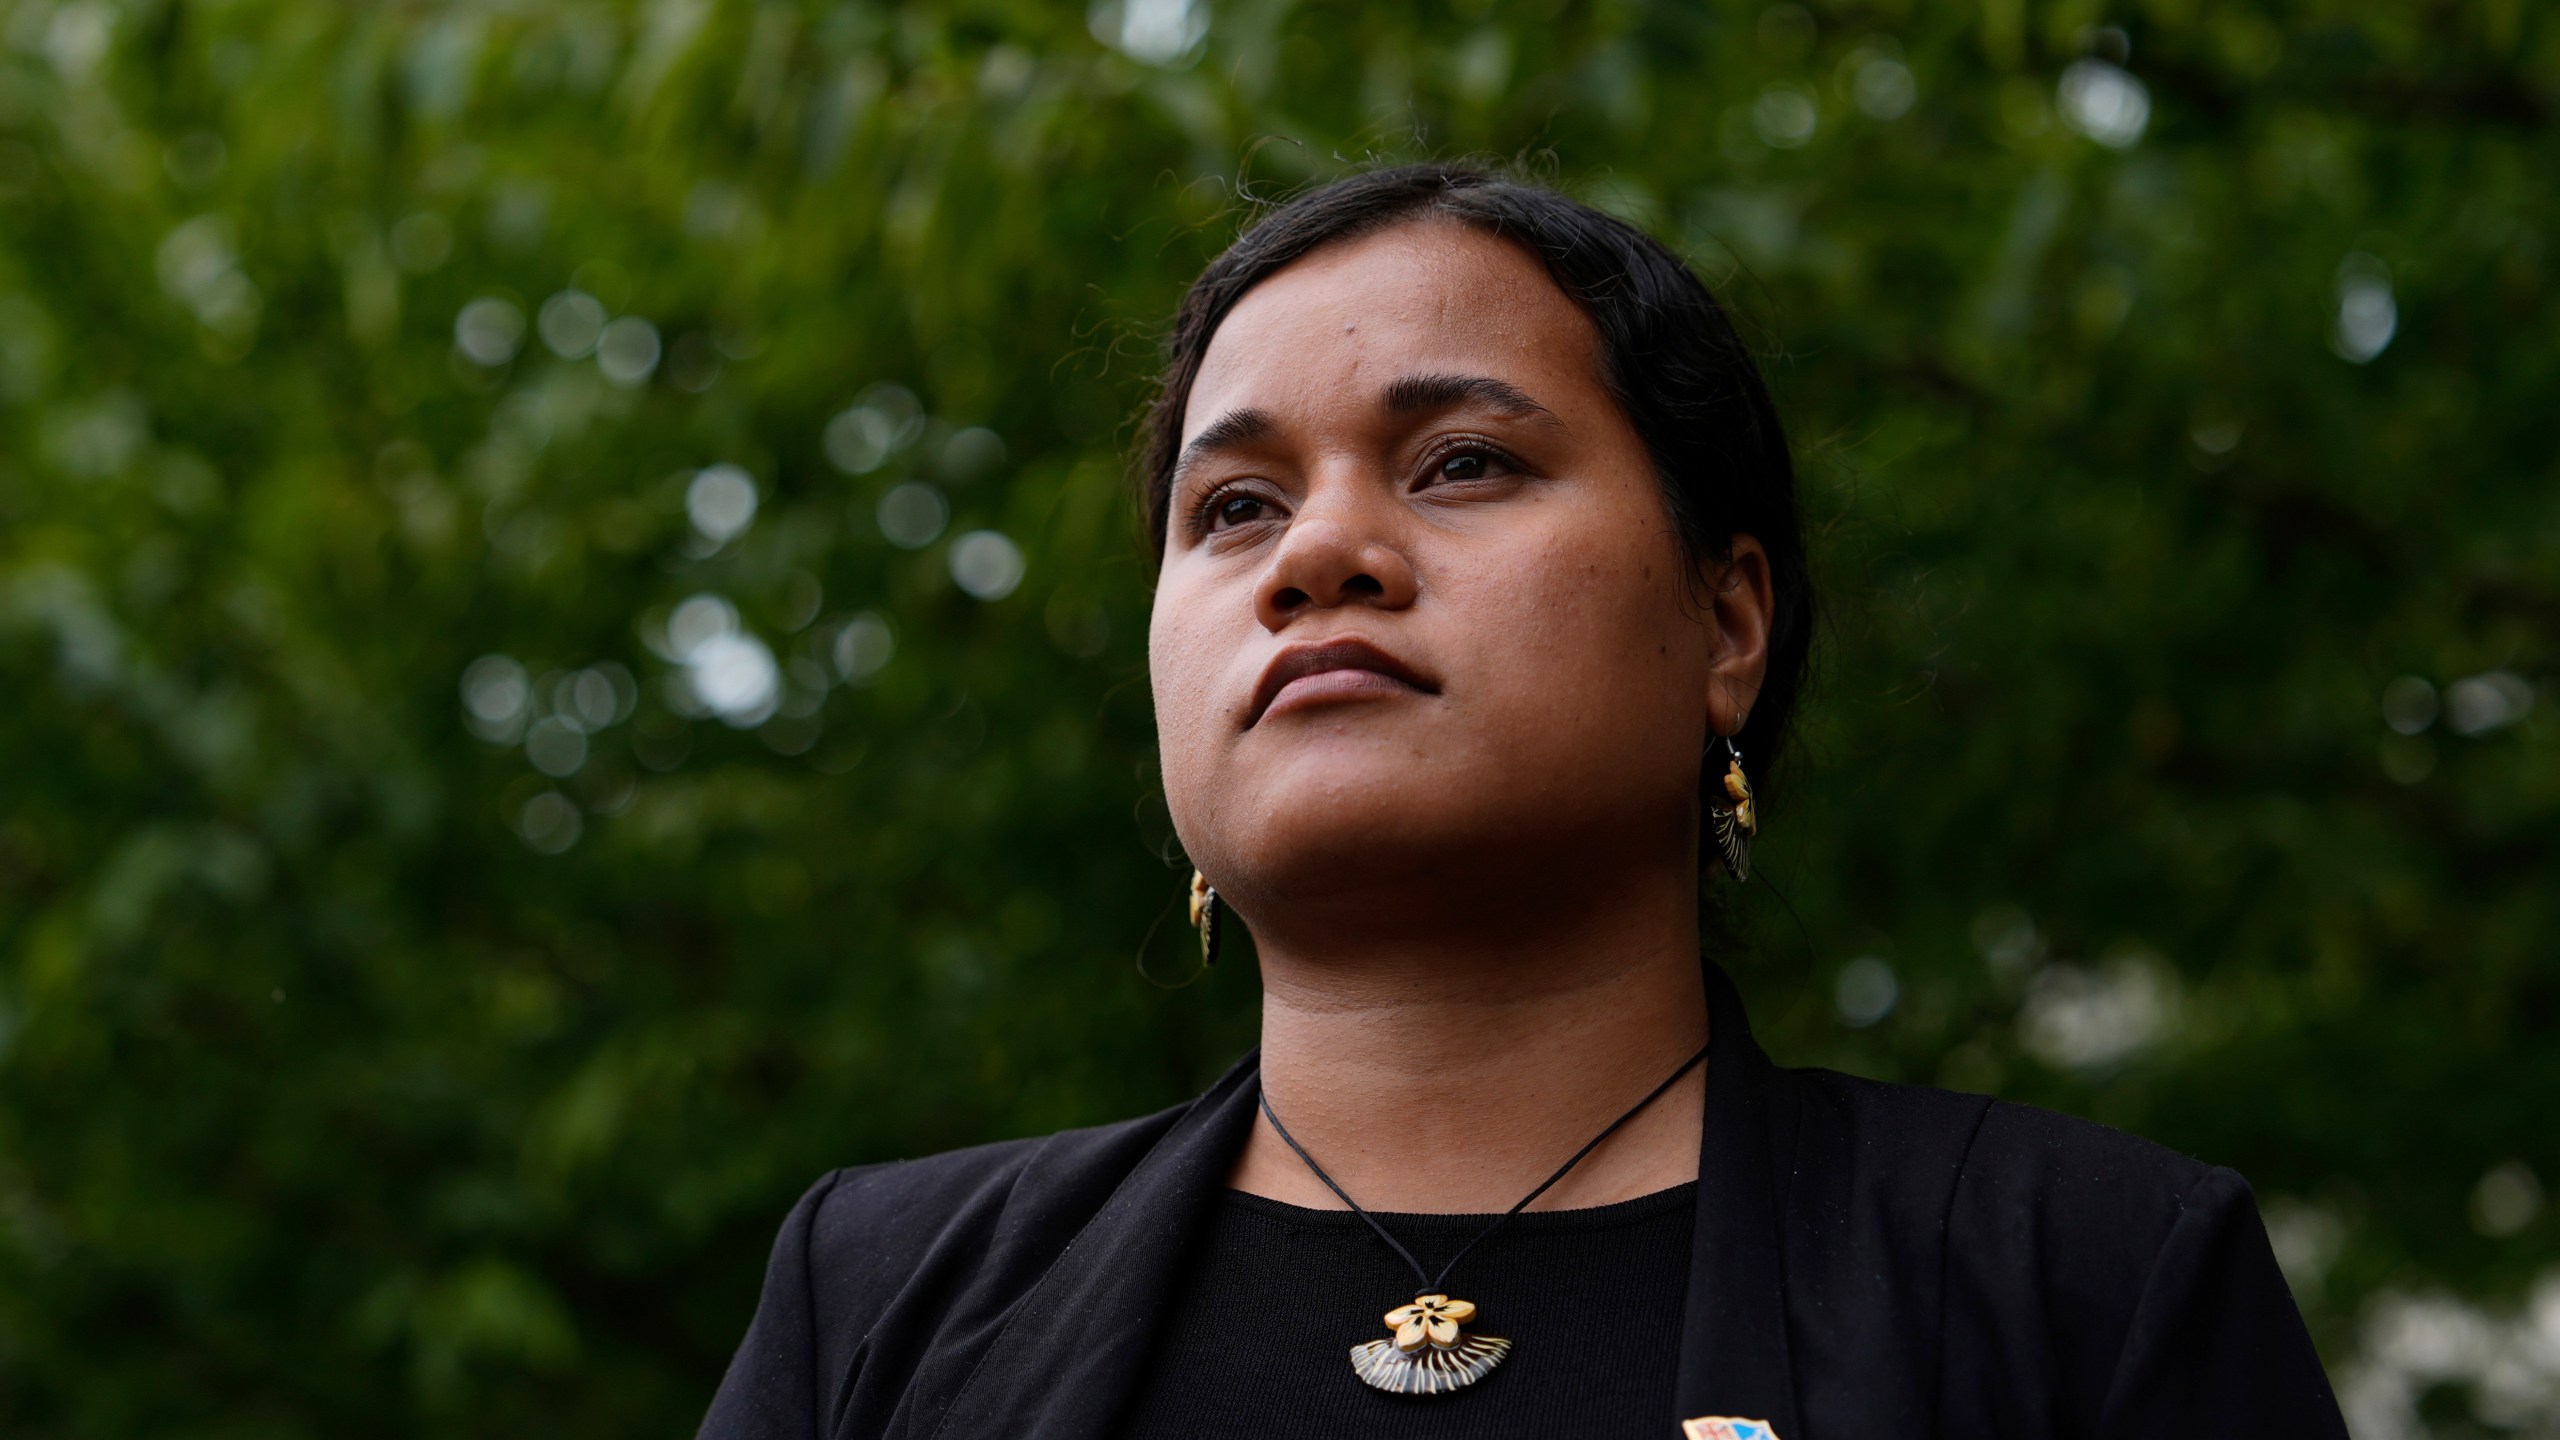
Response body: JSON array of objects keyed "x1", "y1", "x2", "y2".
[
  {"x1": 1709, "y1": 733, "x2": 1756, "y2": 882},
  {"x1": 1187, "y1": 869, "x2": 1221, "y2": 968}
]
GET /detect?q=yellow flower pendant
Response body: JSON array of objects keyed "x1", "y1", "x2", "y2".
[{"x1": 1347, "y1": 1293, "x2": 1511, "y2": 1394}]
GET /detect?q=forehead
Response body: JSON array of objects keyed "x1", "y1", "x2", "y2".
[{"x1": 1181, "y1": 220, "x2": 1605, "y2": 439}]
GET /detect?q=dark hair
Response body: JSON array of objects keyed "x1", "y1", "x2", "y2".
[{"x1": 1139, "y1": 163, "x2": 1814, "y2": 852}]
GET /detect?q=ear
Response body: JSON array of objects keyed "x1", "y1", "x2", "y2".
[{"x1": 1703, "y1": 535, "x2": 1773, "y2": 738}]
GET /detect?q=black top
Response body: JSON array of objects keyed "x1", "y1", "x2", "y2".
[
  {"x1": 697, "y1": 963, "x2": 2348, "y2": 1440},
  {"x1": 1121, "y1": 1183, "x2": 1698, "y2": 1438}
]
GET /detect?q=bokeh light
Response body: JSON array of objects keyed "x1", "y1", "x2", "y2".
[
  {"x1": 1834, "y1": 956, "x2": 1898, "y2": 1028},
  {"x1": 685, "y1": 465, "x2": 759, "y2": 546},
  {"x1": 832, "y1": 612, "x2": 896, "y2": 682},
  {"x1": 1088, "y1": 0, "x2": 1206, "y2": 65},
  {"x1": 1846, "y1": 50, "x2": 1916, "y2": 120},
  {"x1": 454, "y1": 298, "x2": 526, "y2": 367},
  {"x1": 825, "y1": 383, "x2": 926, "y2": 475},
  {"x1": 2334, "y1": 254, "x2": 2399, "y2": 363},
  {"x1": 949, "y1": 530, "x2": 1026, "y2": 600},
  {"x1": 595, "y1": 316, "x2": 662, "y2": 387},
  {"x1": 2057, "y1": 59, "x2": 2150, "y2": 148},
  {"x1": 876, "y1": 481, "x2": 949, "y2": 549},
  {"x1": 538, "y1": 289, "x2": 607, "y2": 358}
]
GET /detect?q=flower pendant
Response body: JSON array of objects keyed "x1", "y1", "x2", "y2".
[{"x1": 1347, "y1": 1293, "x2": 1511, "y2": 1395}]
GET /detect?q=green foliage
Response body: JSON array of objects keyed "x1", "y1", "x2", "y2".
[{"x1": 1, "y1": 0, "x2": 2553, "y2": 1432}]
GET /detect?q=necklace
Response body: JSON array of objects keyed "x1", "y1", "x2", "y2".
[{"x1": 1256, "y1": 1039, "x2": 1711, "y2": 1396}]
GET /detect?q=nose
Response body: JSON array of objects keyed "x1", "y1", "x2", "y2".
[{"x1": 1253, "y1": 489, "x2": 1419, "y2": 633}]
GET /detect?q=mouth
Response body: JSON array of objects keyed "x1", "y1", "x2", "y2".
[{"x1": 1247, "y1": 638, "x2": 1439, "y2": 728}]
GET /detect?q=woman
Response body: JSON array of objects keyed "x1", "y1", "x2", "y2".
[{"x1": 699, "y1": 165, "x2": 2347, "y2": 1439}]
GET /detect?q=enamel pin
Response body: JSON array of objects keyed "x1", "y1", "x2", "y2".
[{"x1": 1682, "y1": 1419, "x2": 1778, "y2": 1440}]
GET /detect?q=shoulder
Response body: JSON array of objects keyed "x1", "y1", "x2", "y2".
[
  {"x1": 794, "y1": 1098, "x2": 1195, "y2": 1296},
  {"x1": 1777, "y1": 1062, "x2": 2220, "y2": 1222},
  {"x1": 701, "y1": 1102, "x2": 1207, "y2": 1440},
  {"x1": 1963, "y1": 1088, "x2": 2221, "y2": 1202},
  {"x1": 1936, "y1": 1089, "x2": 2262, "y2": 1349},
  {"x1": 1934, "y1": 1093, "x2": 2334, "y2": 1428},
  {"x1": 1772, "y1": 1066, "x2": 2328, "y2": 1427},
  {"x1": 1770, "y1": 1064, "x2": 2245, "y2": 1337}
]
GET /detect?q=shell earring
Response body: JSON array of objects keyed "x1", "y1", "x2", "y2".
[
  {"x1": 1187, "y1": 869, "x2": 1222, "y2": 968},
  {"x1": 1708, "y1": 734, "x2": 1757, "y2": 882}
]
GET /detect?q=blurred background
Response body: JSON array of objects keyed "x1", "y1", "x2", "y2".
[{"x1": 0, "y1": 0, "x2": 2553, "y2": 1434}]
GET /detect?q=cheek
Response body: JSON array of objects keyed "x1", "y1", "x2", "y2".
[
  {"x1": 1450, "y1": 517, "x2": 1707, "y2": 769},
  {"x1": 1146, "y1": 588, "x2": 1232, "y2": 815}
]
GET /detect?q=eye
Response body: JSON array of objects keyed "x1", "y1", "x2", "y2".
[
  {"x1": 1197, "y1": 487, "x2": 1273, "y2": 533},
  {"x1": 1420, "y1": 441, "x2": 1518, "y2": 488}
]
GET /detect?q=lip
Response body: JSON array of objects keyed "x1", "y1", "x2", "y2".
[{"x1": 1247, "y1": 638, "x2": 1439, "y2": 727}]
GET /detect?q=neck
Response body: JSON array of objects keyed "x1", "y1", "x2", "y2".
[{"x1": 1228, "y1": 851, "x2": 1712, "y2": 1214}]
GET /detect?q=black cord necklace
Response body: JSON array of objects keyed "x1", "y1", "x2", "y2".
[{"x1": 1256, "y1": 1039, "x2": 1711, "y2": 1396}]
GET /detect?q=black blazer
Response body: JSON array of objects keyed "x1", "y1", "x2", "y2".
[{"x1": 700, "y1": 965, "x2": 2347, "y2": 1439}]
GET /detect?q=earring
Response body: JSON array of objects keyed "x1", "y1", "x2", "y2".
[
  {"x1": 1708, "y1": 734, "x2": 1756, "y2": 882},
  {"x1": 1188, "y1": 869, "x2": 1222, "y2": 968}
]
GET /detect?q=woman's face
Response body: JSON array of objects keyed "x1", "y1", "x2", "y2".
[{"x1": 1148, "y1": 221, "x2": 1769, "y2": 913}]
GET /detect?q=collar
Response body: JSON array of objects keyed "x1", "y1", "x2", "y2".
[
  {"x1": 923, "y1": 1051, "x2": 1262, "y2": 1439},
  {"x1": 1673, "y1": 959, "x2": 1804, "y2": 1433}
]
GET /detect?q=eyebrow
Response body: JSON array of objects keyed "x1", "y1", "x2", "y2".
[
  {"x1": 1172, "y1": 407, "x2": 1280, "y2": 484},
  {"x1": 1380, "y1": 372, "x2": 1561, "y2": 427},
  {"x1": 1174, "y1": 373, "x2": 1563, "y2": 484}
]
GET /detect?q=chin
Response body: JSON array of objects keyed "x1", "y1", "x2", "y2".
[
  {"x1": 1182, "y1": 753, "x2": 1455, "y2": 891},
  {"x1": 1168, "y1": 709, "x2": 1697, "y2": 911},
  {"x1": 1216, "y1": 761, "x2": 1620, "y2": 915}
]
